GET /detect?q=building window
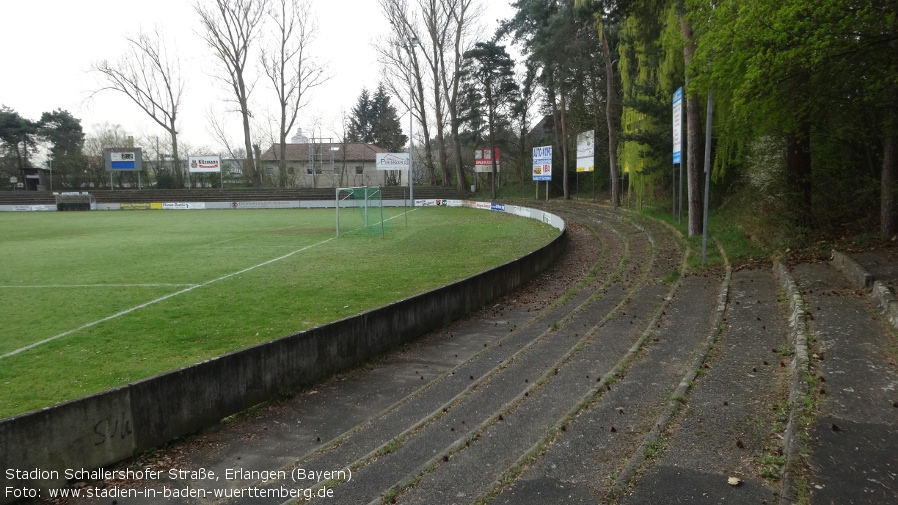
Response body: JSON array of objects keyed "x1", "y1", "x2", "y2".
[{"x1": 356, "y1": 166, "x2": 364, "y2": 175}]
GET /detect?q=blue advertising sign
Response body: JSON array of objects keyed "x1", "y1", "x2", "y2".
[
  {"x1": 673, "y1": 87, "x2": 683, "y2": 165},
  {"x1": 532, "y1": 146, "x2": 552, "y2": 181},
  {"x1": 104, "y1": 148, "x2": 143, "y2": 171}
]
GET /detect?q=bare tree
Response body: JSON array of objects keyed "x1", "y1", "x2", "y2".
[
  {"x1": 91, "y1": 28, "x2": 185, "y2": 187},
  {"x1": 261, "y1": 0, "x2": 329, "y2": 188},
  {"x1": 379, "y1": 0, "x2": 478, "y2": 191},
  {"x1": 207, "y1": 107, "x2": 256, "y2": 185},
  {"x1": 377, "y1": 0, "x2": 438, "y2": 184},
  {"x1": 195, "y1": 0, "x2": 267, "y2": 185},
  {"x1": 439, "y1": 0, "x2": 476, "y2": 192},
  {"x1": 419, "y1": 0, "x2": 451, "y2": 186},
  {"x1": 206, "y1": 108, "x2": 241, "y2": 160}
]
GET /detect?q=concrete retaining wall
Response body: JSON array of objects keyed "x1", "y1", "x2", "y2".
[{"x1": 0, "y1": 203, "x2": 565, "y2": 503}]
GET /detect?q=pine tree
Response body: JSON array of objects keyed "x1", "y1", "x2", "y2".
[
  {"x1": 347, "y1": 84, "x2": 408, "y2": 152},
  {"x1": 460, "y1": 41, "x2": 519, "y2": 199},
  {"x1": 371, "y1": 84, "x2": 408, "y2": 152}
]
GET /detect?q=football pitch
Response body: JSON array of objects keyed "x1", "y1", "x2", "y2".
[{"x1": 0, "y1": 206, "x2": 558, "y2": 419}]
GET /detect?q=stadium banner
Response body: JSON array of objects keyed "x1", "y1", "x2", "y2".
[
  {"x1": 230, "y1": 201, "x2": 295, "y2": 209},
  {"x1": 511, "y1": 205, "x2": 531, "y2": 218},
  {"x1": 576, "y1": 130, "x2": 595, "y2": 172},
  {"x1": 120, "y1": 203, "x2": 155, "y2": 210},
  {"x1": 532, "y1": 146, "x2": 552, "y2": 181},
  {"x1": 490, "y1": 203, "x2": 506, "y2": 212},
  {"x1": 376, "y1": 153, "x2": 409, "y2": 171},
  {"x1": 11, "y1": 205, "x2": 51, "y2": 211},
  {"x1": 104, "y1": 148, "x2": 143, "y2": 171},
  {"x1": 188, "y1": 156, "x2": 221, "y2": 173},
  {"x1": 162, "y1": 202, "x2": 206, "y2": 210}
]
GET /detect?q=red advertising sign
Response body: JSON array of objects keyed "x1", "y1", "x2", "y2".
[{"x1": 474, "y1": 148, "x2": 500, "y2": 166}]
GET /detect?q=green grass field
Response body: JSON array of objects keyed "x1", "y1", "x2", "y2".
[{"x1": 0, "y1": 207, "x2": 558, "y2": 419}]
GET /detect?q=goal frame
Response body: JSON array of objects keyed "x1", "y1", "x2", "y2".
[{"x1": 335, "y1": 186, "x2": 385, "y2": 238}]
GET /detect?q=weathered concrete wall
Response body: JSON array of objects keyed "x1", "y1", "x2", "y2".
[
  {"x1": 0, "y1": 204, "x2": 566, "y2": 504},
  {"x1": 0, "y1": 387, "x2": 134, "y2": 498}
]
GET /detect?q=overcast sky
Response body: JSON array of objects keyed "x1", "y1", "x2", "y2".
[{"x1": 1, "y1": 0, "x2": 515, "y2": 161}]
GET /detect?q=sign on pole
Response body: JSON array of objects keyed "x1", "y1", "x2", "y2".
[
  {"x1": 104, "y1": 148, "x2": 142, "y2": 171},
  {"x1": 376, "y1": 153, "x2": 410, "y2": 171},
  {"x1": 532, "y1": 146, "x2": 552, "y2": 181},
  {"x1": 576, "y1": 131, "x2": 594, "y2": 172},
  {"x1": 188, "y1": 156, "x2": 221, "y2": 173},
  {"x1": 474, "y1": 148, "x2": 500, "y2": 173},
  {"x1": 673, "y1": 87, "x2": 683, "y2": 165}
]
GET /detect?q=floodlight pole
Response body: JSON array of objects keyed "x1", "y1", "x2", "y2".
[{"x1": 401, "y1": 35, "x2": 418, "y2": 208}]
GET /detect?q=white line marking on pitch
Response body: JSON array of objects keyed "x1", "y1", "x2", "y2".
[
  {"x1": 0, "y1": 237, "x2": 335, "y2": 360},
  {"x1": 0, "y1": 283, "x2": 200, "y2": 289}
]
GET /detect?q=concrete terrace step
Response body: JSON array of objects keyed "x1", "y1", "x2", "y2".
[
  {"x1": 55, "y1": 204, "x2": 656, "y2": 504},
  {"x1": 49, "y1": 205, "x2": 843, "y2": 505},
  {"x1": 788, "y1": 261, "x2": 898, "y2": 504},
  {"x1": 621, "y1": 269, "x2": 791, "y2": 504},
  {"x1": 206, "y1": 206, "x2": 667, "y2": 505}
]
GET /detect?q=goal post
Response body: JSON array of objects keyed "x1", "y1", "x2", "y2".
[{"x1": 335, "y1": 186, "x2": 388, "y2": 238}]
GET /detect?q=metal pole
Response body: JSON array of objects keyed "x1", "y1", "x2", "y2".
[
  {"x1": 672, "y1": 165, "x2": 676, "y2": 218},
  {"x1": 702, "y1": 88, "x2": 714, "y2": 266},
  {"x1": 380, "y1": 188, "x2": 385, "y2": 238},
  {"x1": 407, "y1": 38, "x2": 416, "y2": 208},
  {"x1": 678, "y1": 163, "x2": 683, "y2": 225}
]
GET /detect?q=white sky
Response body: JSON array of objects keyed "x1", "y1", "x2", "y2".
[{"x1": 0, "y1": 0, "x2": 515, "y2": 161}]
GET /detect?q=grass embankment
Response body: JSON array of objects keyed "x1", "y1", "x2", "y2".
[{"x1": 0, "y1": 207, "x2": 558, "y2": 418}]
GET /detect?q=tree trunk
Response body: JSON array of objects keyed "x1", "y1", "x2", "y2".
[
  {"x1": 431, "y1": 55, "x2": 450, "y2": 186},
  {"x1": 435, "y1": 107, "x2": 450, "y2": 186},
  {"x1": 882, "y1": 130, "x2": 896, "y2": 238},
  {"x1": 452, "y1": 130, "x2": 467, "y2": 192},
  {"x1": 279, "y1": 134, "x2": 288, "y2": 188},
  {"x1": 169, "y1": 119, "x2": 181, "y2": 189},
  {"x1": 560, "y1": 86, "x2": 570, "y2": 199},
  {"x1": 488, "y1": 91, "x2": 497, "y2": 200},
  {"x1": 549, "y1": 85, "x2": 560, "y2": 197},
  {"x1": 240, "y1": 92, "x2": 256, "y2": 186},
  {"x1": 600, "y1": 27, "x2": 619, "y2": 208},
  {"x1": 785, "y1": 126, "x2": 813, "y2": 230},
  {"x1": 680, "y1": 11, "x2": 702, "y2": 236},
  {"x1": 413, "y1": 61, "x2": 437, "y2": 185}
]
